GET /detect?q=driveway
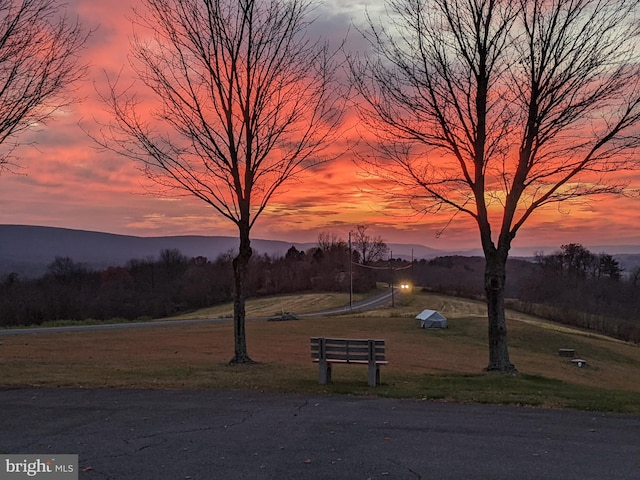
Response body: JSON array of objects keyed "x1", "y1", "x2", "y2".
[{"x1": 1, "y1": 387, "x2": 639, "y2": 479}]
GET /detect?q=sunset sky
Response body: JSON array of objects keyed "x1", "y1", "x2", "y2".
[{"x1": 1, "y1": 0, "x2": 639, "y2": 253}]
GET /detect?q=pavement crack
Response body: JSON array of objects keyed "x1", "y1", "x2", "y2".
[
  {"x1": 223, "y1": 410, "x2": 255, "y2": 429},
  {"x1": 388, "y1": 459, "x2": 422, "y2": 479},
  {"x1": 124, "y1": 437, "x2": 167, "y2": 452}
]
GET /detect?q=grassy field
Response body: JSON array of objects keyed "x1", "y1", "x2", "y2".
[
  {"x1": 162, "y1": 291, "x2": 373, "y2": 319},
  {"x1": 1, "y1": 290, "x2": 639, "y2": 413}
]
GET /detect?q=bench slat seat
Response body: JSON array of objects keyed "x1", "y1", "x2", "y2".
[{"x1": 310, "y1": 337, "x2": 387, "y2": 386}]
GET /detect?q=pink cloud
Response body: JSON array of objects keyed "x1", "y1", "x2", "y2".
[{"x1": 0, "y1": 0, "x2": 637, "y2": 253}]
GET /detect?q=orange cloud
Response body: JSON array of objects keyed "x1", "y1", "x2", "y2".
[{"x1": 0, "y1": 0, "x2": 638, "y2": 254}]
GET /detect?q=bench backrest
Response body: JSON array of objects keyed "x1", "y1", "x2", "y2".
[{"x1": 310, "y1": 337, "x2": 386, "y2": 364}]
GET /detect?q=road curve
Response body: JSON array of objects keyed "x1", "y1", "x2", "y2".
[
  {"x1": 0, "y1": 290, "x2": 394, "y2": 336},
  {"x1": 298, "y1": 289, "x2": 393, "y2": 317}
]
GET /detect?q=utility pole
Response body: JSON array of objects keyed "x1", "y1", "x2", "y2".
[{"x1": 390, "y1": 250, "x2": 395, "y2": 307}]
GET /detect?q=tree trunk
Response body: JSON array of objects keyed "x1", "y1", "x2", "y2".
[
  {"x1": 484, "y1": 249, "x2": 516, "y2": 372},
  {"x1": 229, "y1": 222, "x2": 254, "y2": 365}
]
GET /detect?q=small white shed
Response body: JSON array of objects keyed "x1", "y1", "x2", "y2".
[{"x1": 416, "y1": 309, "x2": 448, "y2": 329}]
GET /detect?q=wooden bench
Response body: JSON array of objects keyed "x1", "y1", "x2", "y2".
[{"x1": 310, "y1": 337, "x2": 387, "y2": 386}]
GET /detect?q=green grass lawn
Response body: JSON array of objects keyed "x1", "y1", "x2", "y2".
[{"x1": 1, "y1": 290, "x2": 639, "y2": 413}]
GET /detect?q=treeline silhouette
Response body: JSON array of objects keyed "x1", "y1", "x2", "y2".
[
  {"x1": 414, "y1": 244, "x2": 639, "y2": 343},
  {"x1": 0, "y1": 244, "x2": 377, "y2": 327},
  {"x1": 1, "y1": 242, "x2": 638, "y2": 343}
]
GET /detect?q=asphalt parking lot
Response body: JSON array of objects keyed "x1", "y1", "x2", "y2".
[{"x1": 2, "y1": 387, "x2": 639, "y2": 479}]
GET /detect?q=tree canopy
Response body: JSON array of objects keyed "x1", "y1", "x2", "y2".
[
  {"x1": 351, "y1": 0, "x2": 640, "y2": 370},
  {"x1": 94, "y1": 0, "x2": 346, "y2": 363}
]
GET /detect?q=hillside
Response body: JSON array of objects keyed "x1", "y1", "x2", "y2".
[
  {"x1": 2, "y1": 290, "x2": 640, "y2": 412},
  {"x1": 0, "y1": 225, "x2": 446, "y2": 277},
  {"x1": 0, "y1": 225, "x2": 255, "y2": 277},
  {"x1": 1, "y1": 224, "x2": 639, "y2": 278}
]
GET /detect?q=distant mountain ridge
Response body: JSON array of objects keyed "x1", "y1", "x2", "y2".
[
  {"x1": 0, "y1": 225, "x2": 447, "y2": 278},
  {"x1": 1, "y1": 225, "x2": 639, "y2": 278}
]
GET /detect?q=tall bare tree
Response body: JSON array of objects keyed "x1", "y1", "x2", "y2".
[
  {"x1": 0, "y1": 0, "x2": 88, "y2": 171},
  {"x1": 94, "y1": 0, "x2": 344, "y2": 364},
  {"x1": 352, "y1": 225, "x2": 388, "y2": 264},
  {"x1": 351, "y1": 0, "x2": 640, "y2": 371}
]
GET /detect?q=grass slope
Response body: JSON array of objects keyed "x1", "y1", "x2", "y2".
[{"x1": 1, "y1": 291, "x2": 639, "y2": 413}]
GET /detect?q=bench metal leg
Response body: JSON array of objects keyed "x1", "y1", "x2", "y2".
[
  {"x1": 367, "y1": 340, "x2": 381, "y2": 386},
  {"x1": 368, "y1": 364, "x2": 380, "y2": 387},
  {"x1": 318, "y1": 360, "x2": 332, "y2": 385}
]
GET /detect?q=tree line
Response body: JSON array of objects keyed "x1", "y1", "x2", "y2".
[
  {"x1": 414, "y1": 244, "x2": 639, "y2": 343},
  {"x1": 0, "y1": 237, "x2": 383, "y2": 328},
  {"x1": 2, "y1": 239, "x2": 638, "y2": 344}
]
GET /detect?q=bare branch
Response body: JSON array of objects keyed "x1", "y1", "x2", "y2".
[
  {"x1": 351, "y1": 0, "x2": 640, "y2": 371},
  {"x1": 0, "y1": 0, "x2": 89, "y2": 172},
  {"x1": 352, "y1": 225, "x2": 389, "y2": 264},
  {"x1": 92, "y1": 0, "x2": 345, "y2": 230},
  {"x1": 88, "y1": 0, "x2": 347, "y2": 364},
  {"x1": 351, "y1": 0, "x2": 640, "y2": 252}
]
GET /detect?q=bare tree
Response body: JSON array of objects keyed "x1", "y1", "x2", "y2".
[
  {"x1": 351, "y1": 0, "x2": 640, "y2": 371},
  {"x1": 93, "y1": 0, "x2": 345, "y2": 364},
  {"x1": 0, "y1": 0, "x2": 88, "y2": 171},
  {"x1": 352, "y1": 225, "x2": 388, "y2": 264},
  {"x1": 317, "y1": 232, "x2": 347, "y2": 253}
]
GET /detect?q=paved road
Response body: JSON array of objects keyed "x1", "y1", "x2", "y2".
[
  {"x1": 298, "y1": 290, "x2": 393, "y2": 317},
  {"x1": 0, "y1": 291, "x2": 393, "y2": 336},
  {"x1": 2, "y1": 387, "x2": 639, "y2": 479}
]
